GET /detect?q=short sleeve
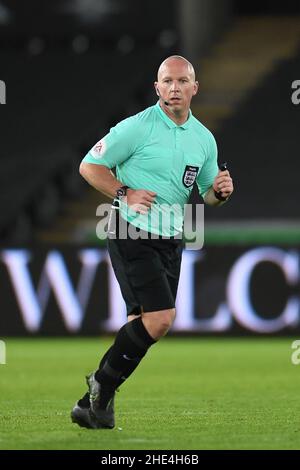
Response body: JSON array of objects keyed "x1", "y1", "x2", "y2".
[
  {"x1": 196, "y1": 133, "x2": 219, "y2": 198},
  {"x1": 81, "y1": 115, "x2": 140, "y2": 169}
]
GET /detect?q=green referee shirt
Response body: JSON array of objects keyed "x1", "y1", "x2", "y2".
[{"x1": 82, "y1": 102, "x2": 219, "y2": 236}]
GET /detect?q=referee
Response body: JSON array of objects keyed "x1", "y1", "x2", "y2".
[{"x1": 71, "y1": 55, "x2": 234, "y2": 429}]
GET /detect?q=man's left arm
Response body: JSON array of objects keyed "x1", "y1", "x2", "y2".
[{"x1": 196, "y1": 133, "x2": 234, "y2": 206}]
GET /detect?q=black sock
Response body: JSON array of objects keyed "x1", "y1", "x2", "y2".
[
  {"x1": 100, "y1": 339, "x2": 149, "y2": 389},
  {"x1": 78, "y1": 346, "x2": 114, "y2": 408},
  {"x1": 116, "y1": 354, "x2": 145, "y2": 387},
  {"x1": 98, "y1": 345, "x2": 114, "y2": 370},
  {"x1": 97, "y1": 343, "x2": 143, "y2": 388},
  {"x1": 95, "y1": 318, "x2": 156, "y2": 406}
]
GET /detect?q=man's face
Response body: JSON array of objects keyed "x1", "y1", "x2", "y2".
[{"x1": 155, "y1": 59, "x2": 198, "y2": 112}]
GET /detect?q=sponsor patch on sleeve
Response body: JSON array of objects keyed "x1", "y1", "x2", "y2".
[{"x1": 91, "y1": 139, "x2": 107, "y2": 159}]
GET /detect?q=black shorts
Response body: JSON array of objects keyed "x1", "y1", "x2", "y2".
[{"x1": 107, "y1": 223, "x2": 183, "y2": 316}]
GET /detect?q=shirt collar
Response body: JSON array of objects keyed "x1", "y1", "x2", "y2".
[{"x1": 155, "y1": 101, "x2": 192, "y2": 130}]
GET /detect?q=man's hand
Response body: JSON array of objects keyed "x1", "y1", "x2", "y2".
[
  {"x1": 124, "y1": 189, "x2": 157, "y2": 214},
  {"x1": 213, "y1": 169, "x2": 234, "y2": 200}
]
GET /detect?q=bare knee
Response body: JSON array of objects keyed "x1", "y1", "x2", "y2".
[
  {"x1": 142, "y1": 308, "x2": 176, "y2": 340},
  {"x1": 127, "y1": 314, "x2": 141, "y2": 323}
]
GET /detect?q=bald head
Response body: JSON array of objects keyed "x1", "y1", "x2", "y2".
[
  {"x1": 157, "y1": 55, "x2": 196, "y2": 81},
  {"x1": 154, "y1": 55, "x2": 199, "y2": 122}
]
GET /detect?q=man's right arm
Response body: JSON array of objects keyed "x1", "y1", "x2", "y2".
[
  {"x1": 79, "y1": 162, "x2": 156, "y2": 213},
  {"x1": 79, "y1": 162, "x2": 123, "y2": 199}
]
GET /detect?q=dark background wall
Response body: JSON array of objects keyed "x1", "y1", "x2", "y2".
[
  {"x1": 233, "y1": 0, "x2": 300, "y2": 14},
  {"x1": 0, "y1": 1, "x2": 299, "y2": 335}
]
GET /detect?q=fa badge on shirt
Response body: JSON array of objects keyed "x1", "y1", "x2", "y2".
[{"x1": 182, "y1": 165, "x2": 199, "y2": 188}]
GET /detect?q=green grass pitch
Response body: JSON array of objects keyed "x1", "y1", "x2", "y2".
[{"x1": 0, "y1": 337, "x2": 300, "y2": 450}]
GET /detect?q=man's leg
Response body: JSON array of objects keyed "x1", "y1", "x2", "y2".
[
  {"x1": 72, "y1": 235, "x2": 180, "y2": 428},
  {"x1": 95, "y1": 314, "x2": 143, "y2": 389},
  {"x1": 82, "y1": 314, "x2": 155, "y2": 427},
  {"x1": 72, "y1": 308, "x2": 176, "y2": 428},
  {"x1": 90, "y1": 309, "x2": 175, "y2": 419},
  {"x1": 113, "y1": 314, "x2": 143, "y2": 387},
  {"x1": 96, "y1": 309, "x2": 175, "y2": 387},
  {"x1": 77, "y1": 314, "x2": 141, "y2": 408}
]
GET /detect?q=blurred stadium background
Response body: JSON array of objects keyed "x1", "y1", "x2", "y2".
[
  {"x1": 0, "y1": 0, "x2": 299, "y2": 337},
  {"x1": 0, "y1": 0, "x2": 300, "y2": 451}
]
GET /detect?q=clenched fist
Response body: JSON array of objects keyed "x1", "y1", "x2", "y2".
[{"x1": 213, "y1": 169, "x2": 234, "y2": 200}]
